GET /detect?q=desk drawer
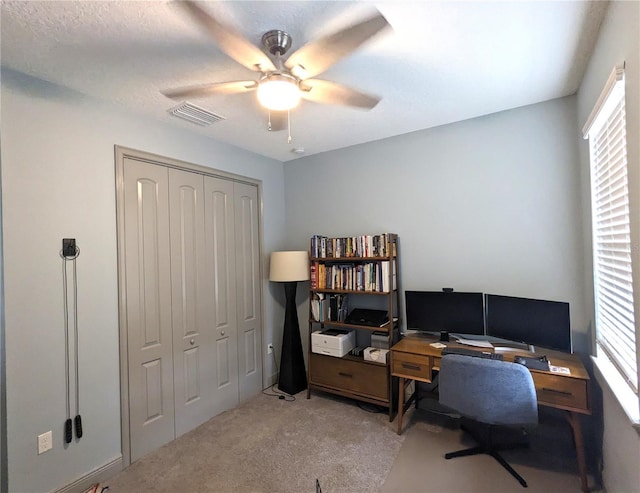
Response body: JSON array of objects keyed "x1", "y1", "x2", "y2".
[
  {"x1": 533, "y1": 373, "x2": 588, "y2": 411},
  {"x1": 392, "y1": 352, "x2": 432, "y2": 382},
  {"x1": 310, "y1": 353, "x2": 387, "y2": 400}
]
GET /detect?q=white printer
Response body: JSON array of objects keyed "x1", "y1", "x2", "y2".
[{"x1": 311, "y1": 329, "x2": 355, "y2": 357}]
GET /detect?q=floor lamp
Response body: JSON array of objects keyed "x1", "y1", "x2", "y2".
[{"x1": 269, "y1": 251, "x2": 309, "y2": 395}]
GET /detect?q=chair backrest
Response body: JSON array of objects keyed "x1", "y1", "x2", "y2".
[{"x1": 439, "y1": 354, "x2": 538, "y2": 426}]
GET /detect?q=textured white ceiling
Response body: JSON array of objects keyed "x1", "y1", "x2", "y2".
[{"x1": 1, "y1": 1, "x2": 608, "y2": 162}]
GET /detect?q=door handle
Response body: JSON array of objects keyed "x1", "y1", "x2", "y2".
[{"x1": 190, "y1": 338, "x2": 195, "y2": 345}]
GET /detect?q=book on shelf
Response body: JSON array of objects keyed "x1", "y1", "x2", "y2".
[
  {"x1": 311, "y1": 293, "x2": 349, "y2": 322},
  {"x1": 310, "y1": 233, "x2": 397, "y2": 259},
  {"x1": 311, "y1": 293, "x2": 325, "y2": 322},
  {"x1": 380, "y1": 260, "x2": 397, "y2": 292},
  {"x1": 310, "y1": 261, "x2": 396, "y2": 293},
  {"x1": 328, "y1": 294, "x2": 348, "y2": 322}
]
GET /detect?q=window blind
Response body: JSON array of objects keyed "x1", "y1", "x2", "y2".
[{"x1": 585, "y1": 67, "x2": 638, "y2": 393}]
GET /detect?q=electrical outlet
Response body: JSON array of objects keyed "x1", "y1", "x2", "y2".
[
  {"x1": 38, "y1": 431, "x2": 52, "y2": 454},
  {"x1": 267, "y1": 343, "x2": 274, "y2": 354}
]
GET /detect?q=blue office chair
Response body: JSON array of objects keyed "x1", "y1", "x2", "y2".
[{"x1": 439, "y1": 354, "x2": 538, "y2": 488}]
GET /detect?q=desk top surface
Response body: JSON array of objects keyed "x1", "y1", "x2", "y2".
[{"x1": 392, "y1": 334, "x2": 589, "y2": 381}]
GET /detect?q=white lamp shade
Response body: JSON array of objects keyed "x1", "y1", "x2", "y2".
[{"x1": 269, "y1": 251, "x2": 309, "y2": 282}]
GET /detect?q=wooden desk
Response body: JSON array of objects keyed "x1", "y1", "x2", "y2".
[{"x1": 391, "y1": 335, "x2": 591, "y2": 493}]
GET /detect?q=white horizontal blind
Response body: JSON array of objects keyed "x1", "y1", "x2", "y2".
[{"x1": 586, "y1": 68, "x2": 638, "y2": 393}]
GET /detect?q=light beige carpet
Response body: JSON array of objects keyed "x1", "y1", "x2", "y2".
[
  {"x1": 106, "y1": 392, "x2": 598, "y2": 493},
  {"x1": 106, "y1": 392, "x2": 405, "y2": 492},
  {"x1": 382, "y1": 403, "x2": 600, "y2": 493}
]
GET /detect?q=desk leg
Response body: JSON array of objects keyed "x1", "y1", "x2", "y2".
[
  {"x1": 397, "y1": 377, "x2": 405, "y2": 435},
  {"x1": 567, "y1": 411, "x2": 589, "y2": 493}
]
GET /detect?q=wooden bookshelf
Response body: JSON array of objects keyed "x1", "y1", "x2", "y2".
[{"x1": 306, "y1": 233, "x2": 400, "y2": 420}]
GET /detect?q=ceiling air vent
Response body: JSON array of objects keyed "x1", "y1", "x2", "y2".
[{"x1": 168, "y1": 101, "x2": 225, "y2": 127}]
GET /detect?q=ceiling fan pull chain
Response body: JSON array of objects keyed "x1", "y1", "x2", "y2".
[
  {"x1": 267, "y1": 110, "x2": 272, "y2": 131},
  {"x1": 287, "y1": 110, "x2": 292, "y2": 144}
]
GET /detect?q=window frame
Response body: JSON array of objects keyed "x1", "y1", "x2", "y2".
[{"x1": 583, "y1": 63, "x2": 640, "y2": 426}]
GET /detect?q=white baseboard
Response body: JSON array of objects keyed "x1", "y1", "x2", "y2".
[{"x1": 54, "y1": 456, "x2": 123, "y2": 493}]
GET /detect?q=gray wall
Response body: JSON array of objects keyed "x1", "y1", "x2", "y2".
[
  {"x1": 0, "y1": 70, "x2": 286, "y2": 493},
  {"x1": 576, "y1": 1, "x2": 640, "y2": 491},
  {"x1": 284, "y1": 96, "x2": 588, "y2": 352},
  {"x1": 1, "y1": 149, "x2": 6, "y2": 492}
]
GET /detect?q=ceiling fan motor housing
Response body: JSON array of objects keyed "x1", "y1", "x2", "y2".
[{"x1": 262, "y1": 30, "x2": 293, "y2": 56}]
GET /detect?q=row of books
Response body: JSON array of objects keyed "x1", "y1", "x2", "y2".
[
  {"x1": 310, "y1": 293, "x2": 349, "y2": 323},
  {"x1": 310, "y1": 233, "x2": 396, "y2": 259},
  {"x1": 310, "y1": 260, "x2": 396, "y2": 292}
]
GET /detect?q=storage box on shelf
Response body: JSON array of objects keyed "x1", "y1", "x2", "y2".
[{"x1": 306, "y1": 233, "x2": 401, "y2": 420}]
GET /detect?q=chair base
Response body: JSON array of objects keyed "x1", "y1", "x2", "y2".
[{"x1": 445, "y1": 423, "x2": 530, "y2": 488}]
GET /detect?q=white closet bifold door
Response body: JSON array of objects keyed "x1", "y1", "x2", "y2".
[
  {"x1": 204, "y1": 175, "x2": 240, "y2": 415},
  {"x1": 120, "y1": 155, "x2": 263, "y2": 464},
  {"x1": 169, "y1": 169, "x2": 216, "y2": 437},
  {"x1": 234, "y1": 182, "x2": 262, "y2": 402},
  {"x1": 123, "y1": 159, "x2": 175, "y2": 462}
]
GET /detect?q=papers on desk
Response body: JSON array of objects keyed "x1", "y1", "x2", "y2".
[
  {"x1": 549, "y1": 365, "x2": 571, "y2": 375},
  {"x1": 430, "y1": 342, "x2": 447, "y2": 349},
  {"x1": 456, "y1": 338, "x2": 494, "y2": 348}
]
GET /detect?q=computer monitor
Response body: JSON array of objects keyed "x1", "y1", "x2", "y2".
[
  {"x1": 404, "y1": 290, "x2": 485, "y2": 336},
  {"x1": 485, "y1": 294, "x2": 571, "y2": 353}
]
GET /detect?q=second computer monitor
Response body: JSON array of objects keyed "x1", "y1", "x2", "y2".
[{"x1": 485, "y1": 294, "x2": 571, "y2": 353}]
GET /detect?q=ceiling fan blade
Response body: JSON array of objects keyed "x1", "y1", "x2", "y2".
[
  {"x1": 180, "y1": 1, "x2": 276, "y2": 73},
  {"x1": 284, "y1": 11, "x2": 390, "y2": 79},
  {"x1": 299, "y1": 79, "x2": 381, "y2": 109},
  {"x1": 161, "y1": 80, "x2": 257, "y2": 99}
]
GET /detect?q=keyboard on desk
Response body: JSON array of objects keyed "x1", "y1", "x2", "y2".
[{"x1": 442, "y1": 347, "x2": 504, "y2": 360}]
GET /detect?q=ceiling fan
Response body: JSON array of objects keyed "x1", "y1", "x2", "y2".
[{"x1": 162, "y1": 1, "x2": 391, "y2": 134}]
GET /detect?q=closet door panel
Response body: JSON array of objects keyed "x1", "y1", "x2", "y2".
[
  {"x1": 234, "y1": 182, "x2": 262, "y2": 401},
  {"x1": 216, "y1": 338, "x2": 231, "y2": 385},
  {"x1": 123, "y1": 158, "x2": 175, "y2": 462},
  {"x1": 169, "y1": 169, "x2": 214, "y2": 437},
  {"x1": 243, "y1": 328, "x2": 258, "y2": 375},
  {"x1": 204, "y1": 176, "x2": 240, "y2": 414}
]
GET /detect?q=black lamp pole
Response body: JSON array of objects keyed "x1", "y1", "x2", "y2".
[{"x1": 278, "y1": 280, "x2": 307, "y2": 395}]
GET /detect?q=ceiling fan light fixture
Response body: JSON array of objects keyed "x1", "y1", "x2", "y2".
[{"x1": 257, "y1": 73, "x2": 301, "y2": 111}]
